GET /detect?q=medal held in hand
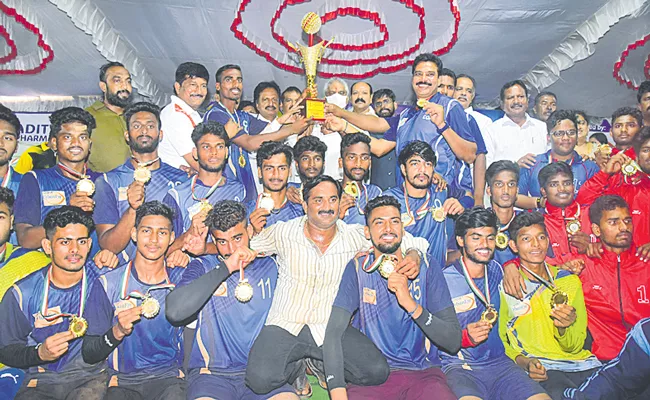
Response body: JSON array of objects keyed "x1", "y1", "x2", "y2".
[
  {"x1": 622, "y1": 159, "x2": 640, "y2": 177},
  {"x1": 140, "y1": 296, "x2": 161, "y2": 319},
  {"x1": 431, "y1": 206, "x2": 446, "y2": 223},
  {"x1": 76, "y1": 178, "x2": 95, "y2": 196},
  {"x1": 459, "y1": 257, "x2": 497, "y2": 325},
  {"x1": 598, "y1": 144, "x2": 612, "y2": 157},
  {"x1": 41, "y1": 267, "x2": 89, "y2": 338},
  {"x1": 550, "y1": 290, "x2": 569, "y2": 309},
  {"x1": 258, "y1": 193, "x2": 275, "y2": 212},
  {"x1": 132, "y1": 156, "x2": 160, "y2": 184},
  {"x1": 362, "y1": 252, "x2": 400, "y2": 279},
  {"x1": 190, "y1": 175, "x2": 223, "y2": 218},
  {"x1": 120, "y1": 262, "x2": 175, "y2": 319},
  {"x1": 235, "y1": 262, "x2": 253, "y2": 303},
  {"x1": 69, "y1": 315, "x2": 88, "y2": 338},
  {"x1": 344, "y1": 181, "x2": 360, "y2": 198},
  {"x1": 519, "y1": 262, "x2": 569, "y2": 312},
  {"x1": 417, "y1": 99, "x2": 428, "y2": 108}
]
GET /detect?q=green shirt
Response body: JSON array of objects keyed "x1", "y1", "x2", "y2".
[{"x1": 85, "y1": 100, "x2": 130, "y2": 172}]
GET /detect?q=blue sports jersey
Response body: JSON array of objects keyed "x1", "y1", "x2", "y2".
[
  {"x1": 385, "y1": 94, "x2": 475, "y2": 187},
  {"x1": 492, "y1": 209, "x2": 521, "y2": 267},
  {"x1": 384, "y1": 185, "x2": 466, "y2": 268},
  {"x1": 333, "y1": 252, "x2": 453, "y2": 369},
  {"x1": 93, "y1": 160, "x2": 187, "y2": 261},
  {"x1": 203, "y1": 102, "x2": 268, "y2": 203},
  {"x1": 468, "y1": 114, "x2": 487, "y2": 156},
  {"x1": 0, "y1": 262, "x2": 105, "y2": 382},
  {"x1": 518, "y1": 151, "x2": 598, "y2": 198},
  {"x1": 440, "y1": 259, "x2": 505, "y2": 367},
  {"x1": 181, "y1": 255, "x2": 278, "y2": 374},
  {"x1": 245, "y1": 194, "x2": 304, "y2": 227},
  {"x1": 85, "y1": 262, "x2": 184, "y2": 381},
  {"x1": 341, "y1": 182, "x2": 382, "y2": 225},
  {"x1": 163, "y1": 176, "x2": 246, "y2": 234},
  {"x1": 3, "y1": 165, "x2": 22, "y2": 196}
]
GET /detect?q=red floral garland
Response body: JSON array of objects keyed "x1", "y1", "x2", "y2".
[
  {"x1": 0, "y1": 24, "x2": 17, "y2": 64},
  {"x1": 318, "y1": 8, "x2": 388, "y2": 52},
  {"x1": 231, "y1": 0, "x2": 460, "y2": 79},
  {"x1": 0, "y1": 1, "x2": 54, "y2": 75},
  {"x1": 612, "y1": 34, "x2": 650, "y2": 90}
]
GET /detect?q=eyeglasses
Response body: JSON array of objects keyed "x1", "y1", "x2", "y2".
[{"x1": 551, "y1": 130, "x2": 577, "y2": 138}]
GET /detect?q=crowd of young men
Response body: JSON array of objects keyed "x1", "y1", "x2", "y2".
[{"x1": 0, "y1": 53, "x2": 649, "y2": 400}]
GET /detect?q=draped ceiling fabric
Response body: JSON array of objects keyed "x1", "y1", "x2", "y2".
[{"x1": 0, "y1": 0, "x2": 648, "y2": 116}]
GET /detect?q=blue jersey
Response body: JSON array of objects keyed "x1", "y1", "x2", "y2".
[
  {"x1": 181, "y1": 255, "x2": 278, "y2": 374},
  {"x1": 3, "y1": 165, "x2": 22, "y2": 196},
  {"x1": 333, "y1": 252, "x2": 453, "y2": 369},
  {"x1": 203, "y1": 102, "x2": 268, "y2": 203},
  {"x1": 386, "y1": 94, "x2": 474, "y2": 187},
  {"x1": 341, "y1": 182, "x2": 382, "y2": 225},
  {"x1": 519, "y1": 151, "x2": 598, "y2": 198},
  {"x1": 384, "y1": 185, "x2": 465, "y2": 267},
  {"x1": 93, "y1": 160, "x2": 187, "y2": 261},
  {"x1": 440, "y1": 260, "x2": 505, "y2": 367},
  {"x1": 163, "y1": 177, "x2": 245, "y2": 234},
  {"x1": 0, "y1": 262, "x2": 105, "y2": 382},
  {"x1": 492, "y1": 209, "x2": 521, "y2": 266},
  {"x1": 85, "y1": 262, "x2": 184, "y2": 380},
  {"x1": 245, "y1": 195, "x2": 304, "y2": 227}
]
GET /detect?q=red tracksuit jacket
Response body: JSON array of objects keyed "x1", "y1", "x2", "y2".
[
  {"x1": 580, "y1": 247, "x2": 650, "y2": 360},
  {"x1": 544, "y1": 201, "x2": 592, "y2": 265}
]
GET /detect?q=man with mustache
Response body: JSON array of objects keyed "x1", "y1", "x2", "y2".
[
  {"x1": 249, "y1": 81, "x2": 282, "y2": 194},
  {"x1": 639, "y1": 81, "x2": 650, "y2": 127},
  {"x1": 204, "y1": 65, "x2": 309, "y2": 203},
  {"x1": 247, "y1": 142, "x2": 303, "y2": 233},
  {"x1": 517, "y1": 110, "x2": 598, "y2": 209},
  {"x1": 369, "y1": 89, "x2": 399, "y2": 190},
  {"x1": 0, "y1": 105, "x2": 22, "y2": 195},
  {"x1": 163, "y1": 121, "x2": 245, "y2": 234},
  {"x1": 243, "y1": 176, "x2": 429, "y2": 396},
  {"x1": 532, "y1": 92, "x2": 558, "y2": 122},
  {"x1": 350, "y1": 81, "x2": 374, "y2": 116},
  {"x1": 159, "y1": 62, "x2": 210, "y2": 172},
  {"x1": 441, "y1": 208, "x2": 550, "y2": 400},
  {"x1": 86, "y1": 62, "x2": 133, "y2": 173},
  {"x1": 14, "y1": 107, "x2": 101, "y2": 250},
  {"x1": 166, "y1": 200, "x2": 298, "y2": 400},
  {"x1": 324, "y1": 195, "x2": 461, "y2": 400},
  {"x1": 500, "y1": 212, "x2": 600, "y2": 399},
  {"x1": 577, "y1": 126, "x2": 650, "y2": 247},
  {"x1": 384, "y1": 140, "x2": 471, "y2": 268},
  {"x1": 0, "y1": 207, "x2": 112, "y2": 400},
  {"x1": 338, "y1": 134, "x2": 382, "y2": 225},
  {"x1": 82, "y1": 201, "x2": 186, "y2": 400},
  {"x1": 593, "y1": 107, "x2": 643, "y2": 170},
  {"x1": 486, "y1": 160, "x2": 521, "y2": 266},
  {"x1": 324, "y1": 53, "x2": 477, "y2": 189},
  {"x1": 484, "y1": 80, "x2": 548, "y2": 168},
  {"x1": 94, "y1": 102, "x2": 187, "y2": 261}
]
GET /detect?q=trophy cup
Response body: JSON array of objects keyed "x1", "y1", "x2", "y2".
[{"x1": 288, "y1": 12, "x2": 335, "y2": 122}]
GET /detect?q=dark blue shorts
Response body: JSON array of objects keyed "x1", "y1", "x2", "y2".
[
  {"x1": 187, "y1": 370, "x2": 294, "y2": 400},
  {"x1": 444, "y1": 356, "x2": 547, "y2": 400}
]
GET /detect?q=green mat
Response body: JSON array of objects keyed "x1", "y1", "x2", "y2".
[{"x1": 306, "y1": 375, "x2": 329, "y2": 399}]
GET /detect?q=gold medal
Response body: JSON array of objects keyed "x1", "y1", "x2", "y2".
[
  {"x1": 141, "y1": 296, "x2": 160, "y2": 319},
  {"x1": 622, "y1": 160, "x2": 640, "y2": 177},
  {"x1": 238, "y1": 153, "x2": 246, "y2": 168},
  {"x1": 481, "y1": 306, "x2": 498, "y2": 324},
  {"x1": 344, "y1": 181, "x2": 360, "y2": 198},
  {"x1": 259, "y1": 193, "x2": 275, "y2": 212},
  {"x1": 76, "y1": 178, "x2": 95, "y2": 196},
  {"x1": 69, "y1": 316, "x2": 88, "y2": 338},
  {"x1": 235, "y1": 279, "x2": 254, "y2": 303},
  {"x1": 401, "y1": 212, "x2": 414, "y2": 227},
  {"x1": 565, "y1": 220, "x2": 581, "y2": 235},
  {"x1": 598, "y1": 144, "x2": 612, "y2": 157},
  {"x1": 378, "y1": 256, "x2": 397, "y2": 279},
  {"x1": 133, "y1": 166, "x2": 152, "y2": 183},
  {"x1": 199, "y1": 200, "x2": 213, "y2": 214},
  {"x1": 416, "y1": 99, "x2": 428, "y2": 108},
  {"x1": 495, "y1": 232, "x2": 509, "y2": 250},
  {"x1": 431, "y1": 207, "x2": 446, "y2": 222},
  {"x1": 550, "y1": 290, "x2": 569, "y2": 309}
]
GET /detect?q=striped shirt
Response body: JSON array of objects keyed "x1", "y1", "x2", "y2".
[{"x1": 250, "y1": 216, "x2": 428, "y2": 346}]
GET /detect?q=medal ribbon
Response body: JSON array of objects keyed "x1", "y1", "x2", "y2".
[
  {"x1": 548, "y1": 153, "x2": 575, "y2": 166},
  {"x1": 361, "y1": 250, "x2": 399, "y2": 273},
  {"x1": 355, "y1": 183, "x2": 369, "y2": 215},
  {"x1": 131, "y1": 156, "x2": 160, "y2": 169},
  {"x1": 403, "y1": 184, "x2": 430, "y2": 221},
  {"x1": 120, "y1": 262, "x2": 175, "y2": 301},
  {"x1": 561, "y1": 203, "x2": 581, "y2": 223},
  {"x1": 57, "y1": 162, "x2": 88, "y2": 181},
  {"x1": 499, "y1": 211, "x2": 516, "y2": 233},
  {"x1": 219, "y1": 101, "x2": 246, "y2": 168},
  {"x1": 1, "y1": 163, "x2": 14, "y2": 188},
  {"x1": 190, "y1": 174, "x2": 223, "y2": 202},
  {"x1": 519, "y1": 262, "x2": 557, "y2": 292},
  {"x1": 459, "y1": 257, "x2": 491, "y2": 307},
  {"x1": 41, "y1": 266, "x2": 87, "y2": 321}
]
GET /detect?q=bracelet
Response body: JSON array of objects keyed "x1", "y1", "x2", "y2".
[
  {"x1": 407, "y1": 304, "x2": 419, "y2": 318},
  {"x1": 436, "y1": 122, "x2": 449, "y2": 134},
  {"x1": 536, "y1": 197, "x2": 544, "y2": 208}
]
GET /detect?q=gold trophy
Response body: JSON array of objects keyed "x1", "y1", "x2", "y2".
[{"x1": 288, "y1": 12, "x2": 335, "y2": 122}]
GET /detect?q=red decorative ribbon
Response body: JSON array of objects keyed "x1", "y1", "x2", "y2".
[
  {"x1": 0, "y1": 1, "x2": 54, "y2": 75},
  {"x1": 612, "y1": 34, "x2": 650, "y2": 90}
]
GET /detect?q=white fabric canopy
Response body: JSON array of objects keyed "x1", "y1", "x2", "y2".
[{"x1": 0, "y1": 0, "x2": 648, "y2": 116}]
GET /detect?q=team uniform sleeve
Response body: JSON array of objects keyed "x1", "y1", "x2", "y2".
[
  {"x1": 518, "y1": 166, "x2": 532, "y2": 196},
  {"x1": 13, "y1": 172, "x2": 41, "y2": 226},
  {"x1": 0, "y1": 290, "x2": 42, "y2": 368},
  {"x1": 93, "y1": 175, "x2": 120, "y2": 226},
  {"x1": 205, "y1": 110, "x2": 245, "y2": 138},
  {"x1": 84, "y1": 281, "x2": 115, "y2": 337},
  {"x1": 382, "y1": 115, "x2": 401, "y2": 142},
  {"x1": 498, "y1": 288, "x2": 521, "y2": 361},
  {"x1": 162, "y1": 191, "x2": 184, "y2": 236},
  {"x1": 248, "y1": 115, "x2": 269, "y2": 135},
  {"x1": 332, "y1": 262, "x2": 361, "y2": 314},
  {"x1": 447, "y1": 102, "x2": 475, "y2": 143},
  {"x1": 469, "y1": 116, "x2": 487, "y2": 155}
]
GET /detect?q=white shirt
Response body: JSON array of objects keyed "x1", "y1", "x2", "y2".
[
  {"x1": 250, "y1": 113, "x2": 282, "y2": 194},
  {"x1": 159, "y1": 95, "x2": 202, "y2": 169},
  {"x1": 484, "y1": 113, "x2": 548, "y2": 167},
  {"x1": 250, "y1": 217, "x2": 428, "y2": 345},
  {"x1": 465, "y1": 106, "x2": 493, "y2": 135},
  {"x1": 287, "y1": 124, "x2": 342, "y2": 182}
]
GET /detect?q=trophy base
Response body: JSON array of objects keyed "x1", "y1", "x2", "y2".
[{"x1": 300, "y1": 98, "x2": 326, "y2": 122}]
